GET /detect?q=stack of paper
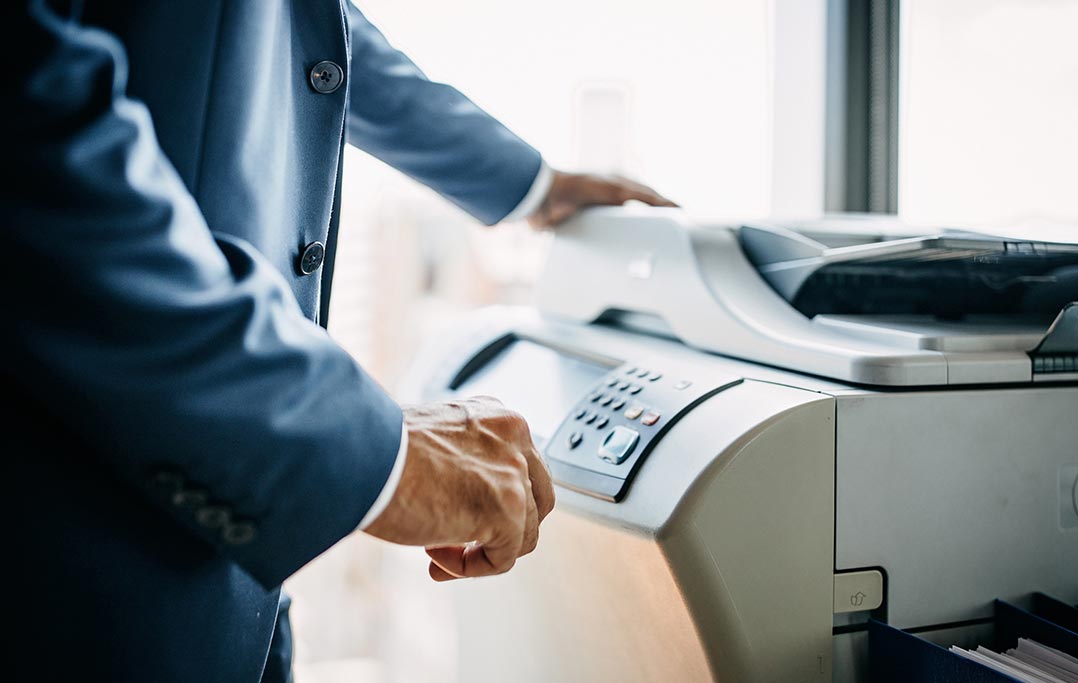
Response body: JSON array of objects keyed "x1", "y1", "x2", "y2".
[{"x1": 950, "y1": 638, "x2": 1078, "y2": 683}]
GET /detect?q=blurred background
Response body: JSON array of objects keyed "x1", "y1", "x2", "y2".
[{"x1": 288, "y1": 0, "x2": 1078, "y2": 680}]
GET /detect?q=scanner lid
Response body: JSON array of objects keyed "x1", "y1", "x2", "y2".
[{"x1": 533, "y1": 208, "x2": 1078, "y2": 386}]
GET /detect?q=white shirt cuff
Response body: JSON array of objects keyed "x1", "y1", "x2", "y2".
[
  {"x1": 356, "y1": 422, "x2": 409, "y2": 530},
  {"x1": 499, "y1": 160, "x2": 554, "y2": 223}
]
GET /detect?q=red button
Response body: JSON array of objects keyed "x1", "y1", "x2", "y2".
[{"x1": 641, "y1": 411, "x2": 661, "y2": 426}]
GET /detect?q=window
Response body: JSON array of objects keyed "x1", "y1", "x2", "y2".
[
  {"x1": 899, "y1": 0, "x2": 1078, "y2": 227},
  {"x1": 358, "y1": 0, "x2": 774, "y2": 216}
]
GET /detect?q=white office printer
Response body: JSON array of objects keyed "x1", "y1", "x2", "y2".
[{"x1": 404, "y1": 208, "x2": 1078, "y2": 683}]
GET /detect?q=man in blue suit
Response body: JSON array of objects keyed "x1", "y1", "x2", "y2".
[{"x1": 5, "y1": 1, "x2": 674, "y2": 681}]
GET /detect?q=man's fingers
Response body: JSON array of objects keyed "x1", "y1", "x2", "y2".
[
  {"x1": 427, "y1": 543, "x2": 498, "y2": 579},
  {"x1": 534, "y1": 171, "x2": 679, "y2": 229},
  {"x1": 427, "y1": 540, "x2": 518, "y2": 580},
  {"x1": 524, "y1": 444, "x2": 556, "y2": 522},
  {"x1": 641, "y1": 193, "x2": 680, "y2": 208},
  {"x1": 588, "y1": 176, "x2": 676, "y2": 210},
  {"x1": 476, "y1": 515, "x2": 524, "y2": 574},
  {"x1": 394, "y1": 398, "x2": 555, "y2": 584},
  {"x1": 428, "y1": 560, "x2": 458, "y2": 582},
  {"x1": 426, "y1": 524, "x2": 528, "y2": 581},
  {"x1": 519, "y1": 481, "x2": 540, "y2": 556},
  {"x1": 426, "y1": 545, "x2": 466, "y2": 579},
  {"x1": 622, "y1": 190, "x2": 678, "y2": 208},
  {"x1": 611, "y1": 174, "x2": 668, "y2": 198},
  {"x1": 613, "y1": 179, "x2": 678, "y2": 208}
]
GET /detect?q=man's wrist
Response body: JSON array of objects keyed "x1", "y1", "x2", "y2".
[
  {"x1": 499, "y1": 160, "x2": 555, "y2": 223},
  {"x1": 356, "y1": 422, "x2": 409, "y2": 530}
]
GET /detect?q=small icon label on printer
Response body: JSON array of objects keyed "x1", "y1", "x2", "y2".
[{"x1": 833, "y1": 570, "x2": 883, "y2": 614}]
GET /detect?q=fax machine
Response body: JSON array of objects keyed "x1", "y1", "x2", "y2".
[{"x1": 402, "y1": 208, "x2": 1078, "y2": 682}]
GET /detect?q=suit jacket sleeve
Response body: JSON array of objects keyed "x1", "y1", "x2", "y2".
[
  {"x1": 4, "y1": 2, "x2": 403, "y2": 589},
  {"x1": 346, "y1": 5, "x2": 543, "y2": 225}
]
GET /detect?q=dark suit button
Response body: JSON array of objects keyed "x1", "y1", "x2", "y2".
[
  {"x1": 152, "y1": 471, "x2": 184, "y2": 495},
  {"x1": 196, "y1": 505, "x2": 231, "y2": 530},
  {"x1": 299, "y1": 241, "x2": 325, "y2": 275},
  {"x1": 222, "y1": 520, "x2": 257, "y2": 546},
  {"x1": 309, "y1": 61, "x2": 343, "y2": 94},
  {"x1": 171, "y1": 487, "x2": 208, "y2": 509}
]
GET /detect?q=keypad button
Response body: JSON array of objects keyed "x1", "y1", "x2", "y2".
[
  {"x1": 648, "y1": 373, "x2": 662, "y2": 382},
  {"x1": 612, "y1": 398, "x2": 626, "y2": 411},
  {"x1": 600, "y1": 395, "x2": 614, "y2": 406},
  {"x1": 624, "y1": 405, "x2": 644, "y2": 420},
  {"x1": 626, "y1": 366, "x2": 638, "y2": 375},
  {"x1": 574, "y1": 408, "x2": 587, "y2": 420},
  {"x1": 568, "y1": 432, "x2": 584, "y2": 449},
  {"x1": 674, "y1": 380, "x2": 693, "y2": 390},
  {"x1": 606, "y1": 377, "x2": 619, "y2": 387},
  {"x1": 590, "y1": 392, "x2": 603, "y2": 403},
  {"x1": 641, "y1": 411, "x2": 661, "y2": 426},
  {"x1": 585, "y1": 412, "x2": 598, "y2": 424},
  {"x1": 597, "y1": 426, "x2": 640, "y2": 465},
  {"x1": 617, "y1": 381, "x2": 630, "y2": 391},
  {"x1": 629, "y1": 384, "x2": 643, "y2": 394},
  {"x1": 595, "y1": 416, "x2": 609, "y2": 429}
]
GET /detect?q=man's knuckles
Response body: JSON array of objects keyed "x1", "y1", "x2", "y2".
[
  {"x1": 521, "y1": 534, "x2": 539, "y2": 557},
  {"x1": 482, "y1": 409, "x2": 531, "y2": 441},
  {"x1": 494, "y1": 476, "x2": 529, "y2": 523}
]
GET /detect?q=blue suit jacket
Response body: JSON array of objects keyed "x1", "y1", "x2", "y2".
[{"x1": 4, "y1": 1, "x2": 541, "y2": 681}]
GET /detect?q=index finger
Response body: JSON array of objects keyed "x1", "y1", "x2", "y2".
[
  {"x1": 612, "y1": 176, "x2": 679, "y2": 208},
  {"x1": 624, "y1": 187, "x2": 679, "y2": 208}
]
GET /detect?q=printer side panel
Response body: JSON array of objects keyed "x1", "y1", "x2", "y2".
[
  {"x1": 437, "y1": 380, "x2": 836, "y2": 683},
  {"x1": 834, "y1": 386, "x2": 1078, "y2": 629},
  {"x1": 663, "y1": 395, "x2": 837, "y2": 682}
]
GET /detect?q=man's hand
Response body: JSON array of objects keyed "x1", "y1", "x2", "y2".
[
  {"x1": 528, "y1": 171, "x2": 678, "y2": 229},
  {"x1": 364, "y1": 397, "x2": 556, "y2": 581}
]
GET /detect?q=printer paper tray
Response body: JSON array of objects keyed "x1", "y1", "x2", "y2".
[{"x1": 870, "y1": 595, "x2": 1078, "y2": 683}]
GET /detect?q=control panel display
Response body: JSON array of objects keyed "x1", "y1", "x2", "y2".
[
  {"x1": 545, "y1": 363, "x2": 742, "y2": 501},
  {"x1": 453, "y1": 339, "x2": 613, "y2": 445}
]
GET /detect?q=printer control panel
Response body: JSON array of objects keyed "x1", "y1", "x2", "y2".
[{"x1": 545, "y1": 363, "x2": 741, "y2": 502}]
